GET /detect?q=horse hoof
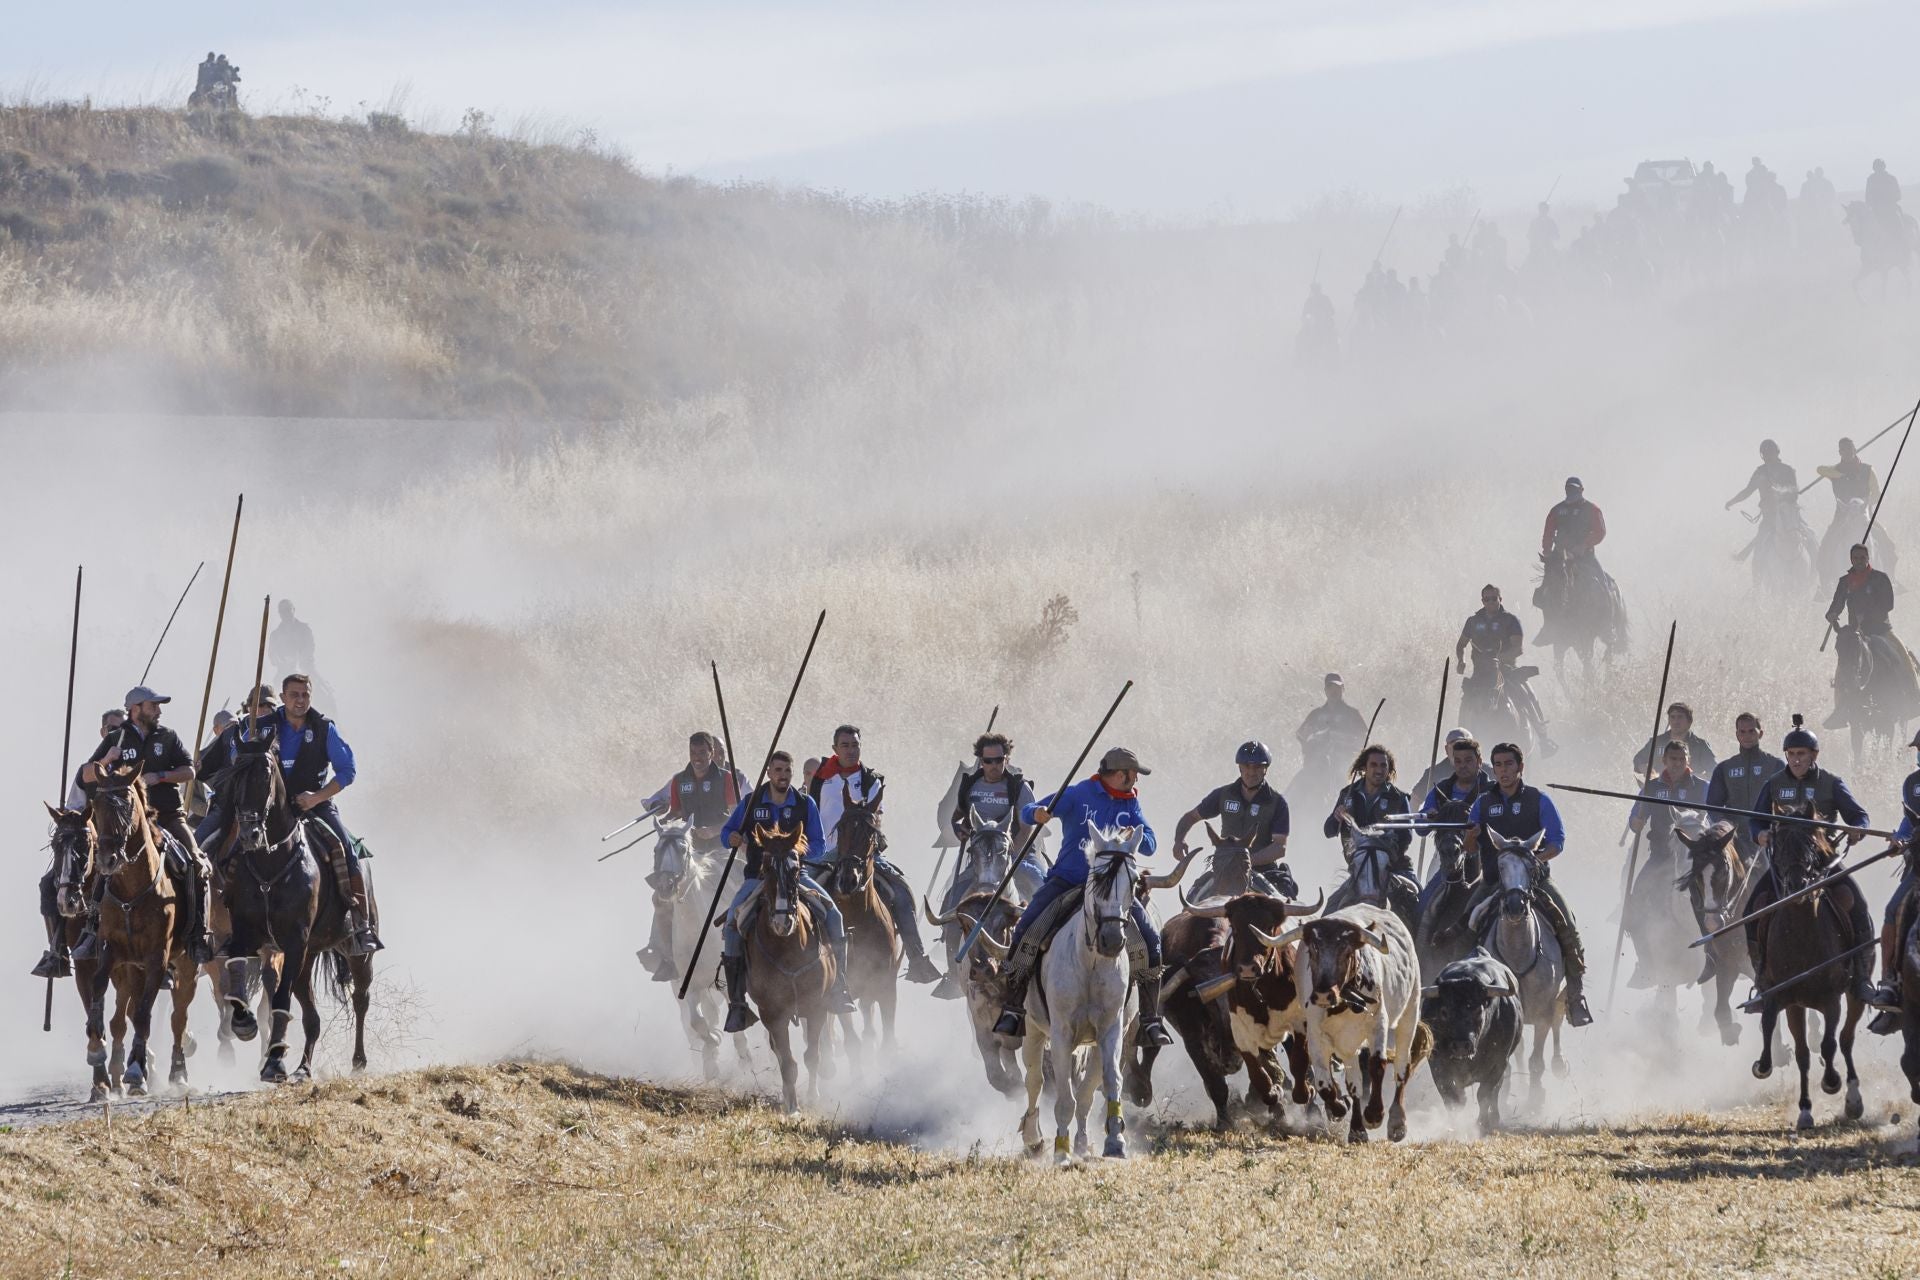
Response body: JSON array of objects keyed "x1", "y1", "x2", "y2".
[
  {"x1": 170, "y1": 1069, "x2": 187, "y2": 1088},
  {"x1": 291, "y1": 1066, "x2": 312, "y2": 1084},
  {"x1": 1796, "y1": 1108, "x2": 1815, "y2": 1133},
  {"x1": 126, "y1": 1080, "x2": 147, "y2": 1098},
  {"x1": 88, "y1": 1084, "x2": 107, "y2": 1103},
  {"x1": 216, "y1": 1042, "x2": 235, "y2": 1066},
  {"x1": 1752, "y1": 1061, "x2": 1772, "y2": 1080},
  {"x1": 86, "y1": 1045, "x2": 106, "y2": 1068},
  {"x1": 1025, "y1": 1141, "x2": 1046, "y2": 1159},
  {"x1": 260, "y1": 1060, "x2": 287, "y2": 1084},
  {"x1": 351, "y1": 1058, "x2": 367, "y2": 1076},
  {"x1": 230, "y1": 1007, "x2": 258, "y2": 1042},
  {"x1": 182, "y1": 1033, "x2": 198, "y2": 1058},
  {"x1": 1821, "y1": 1072, "x2": 1842, "y2": 1096},
  {"x1": 1845, "y1": 1086, "x2": 1865, "y2": 1121},
  {"x1": 1551, "y1": 1057, "x2": 1570, "y2": 1080},
  {"x1": 1721, "y1": 1023, "x2": 1743, "y2": 1047},
  {"x1": 1349, "y1": 1125, "x2": 1370, "y2": 1145},
  {"x1": 1389, "y1": 1116, "x2": 1409, "y2": 1144},
  {"x1": 1102, "y1": 1136, "x2": 1126, "y2": 1159}
]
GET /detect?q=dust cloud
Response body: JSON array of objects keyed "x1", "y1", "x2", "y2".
[{"x1": 3, "y1": 187, "x2": 1917, "y2": 1145}]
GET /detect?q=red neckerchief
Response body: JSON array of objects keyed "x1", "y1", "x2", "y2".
[
  {"x1": 814, "y1": 756, "x2": 856, "y2": 784},
  {"x1": 1845, "y1": 566, "x2": 1873, "y2": 589},
  {"x1": 1095, "y1": 775, "x2": 1136, "y2": 800}
]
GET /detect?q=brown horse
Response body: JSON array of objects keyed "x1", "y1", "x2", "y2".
[
  {"x1": 1749, "y1": 818, "x2": 1865, "y2": 1130},
  {"x1": 84, "y1": 775, "x2": 199, "y2": 1098},
  {"x1": 824, "y1": 779, "x2": 898, "y2": 1060},
  {"x1": 217, "y1": 741, "x2": 374, "y2": 1082},
  {"x1": 743, "y1": 826, "x2": 837, "y2": 1113},
  {"x1": 1676, "y1": 820, "x2": 1753, "y2": 1046}
]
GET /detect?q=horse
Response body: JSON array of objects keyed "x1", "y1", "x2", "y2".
[
  {"x1": 1473, "y1": 830, "x2": 1566, "y2": 1107},
  {"x1": 1831, "y1": 624, "x2": 1919, "y2": 761},
  {"x1": 1817, "y1": 495, "x2": 1896, "y2": 586},
  {"x1": 1533, "y1": 548, "x2": 1625, "y2": 685},
  {"x1": 1459, "y1": 667, "x2": 1537, "y2": 760},
  {"x1": 924, "y1": 889, "x2": 1027, "y2": 1095},
  {"x1": 1740, "y1": 495, "x2": 1818, "y2": 595},
  {"x1": 824, "y1": 780, "x2": 899, "y2": 1060},
  {"x1": 1844, "y1": 199, "x2": 1915, "y2": 299},
  {"x1": 1898, "y1": 840, "x2": 1920, "y2": 1150},
  {"x1": 1186, "y1": 823, "x2": 1287, "y2": 902},
  {"x1": 1675, "y1": 819, "x2": 1754, "y2": 1046},
  {"x1": 217, "y1": 741, "x2": 374, "y2": 1083},
  {"x1": 1325, "y1": 819, "x2": 1418, "y2": 936},
  {"x1": 1017, "y1": 826, "x2": 1146, "y2": 1165},
  {"x1": 654, "y1": 820, "x2": 751, "y2": 1080},
  {"x1": 1749, "y1": 818, "x2": 1865, "y2": 1131},
  {"x1": 1622, "y1": 815, "x2": 1705, "y2": 1015},
  {"x1": 933, "y1": 808, "x2": 1037, "y2": 1001},
  {"x1": 742, "y1": 826, "x2": 837, "y2": 1113},
  {"x1": 1414, "y1": 811, "x2": 1483, "y2": 979},
  {"x1": 83, "y1": 775, "x2": 199, "y2": 1099},
  {"x1": 43, "y1": 804, "x2": 114, "y2": 1100}
]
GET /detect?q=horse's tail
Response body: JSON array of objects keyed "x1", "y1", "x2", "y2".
[{"x1": 323, "y1": 950, "x2": 353, "y2": 1007}]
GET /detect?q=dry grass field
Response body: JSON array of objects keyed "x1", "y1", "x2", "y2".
[{"x1": 1, "y1": 1061, "x2": 1916, "y2": 1279}]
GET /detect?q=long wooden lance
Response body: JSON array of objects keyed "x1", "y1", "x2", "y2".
[
  {"x1": 47, "y1": 565, "x2": 82, "y2": 1033},
  {"x1": 1607, "y1": 620, "x2": 1676, "y2": 1011},
  {"x1": 193, "y1": 495, "x2": 244, "y2": 759},
  {"x1": 1547, "y1": 783, "x2": 1906, "y2": 843},
  {"x1": 1416, "y1": 659, "x2": 1449, "y2": 884},
  {"x1": 1695, "y1": 847, "x2": 1904, "y2": 948},
  {"x1": 955, "y1": 682, "x2": 1133, "y2": 964},
  {"x1": 1363, "y1": 697, "x2": 1386, "y2": 745},
  {"x1": 1739, "y1": 941, "x2": 1877, "y2": 1012},
  {"x1": 139, "y1": 561, "x2": 204, "y2": 685},
  {"x1": 679, "y1": 612, "x2": 826, "y2": 1001},
  {"x1": 1797, "y1": 407, "x2": 1913, "y2": 494},
  {"x1": 1821, "y1": 395, "x2": 1919, "y2": 652}
]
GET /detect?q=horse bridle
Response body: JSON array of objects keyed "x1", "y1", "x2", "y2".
[
  {"x1": 832, "y1": 810, "x2": 881, "y2": 895},
  {"x1": 90, "y1": 785, "x2": 141, "y2": 877},
  {"x1": 49, "y1": 818, "x2": 95, "y2": 916},
  {"x1": 961, "y1": 824, "x2": 1013, "y2": 893},
  {"x1": 1347, "y1": 841, "x2": 1394, "y2": 905},
  {"x1": 227, "y1": 749, "x2": 308, "y2": 898},
  {"x1": 1082, "y1": 851, "x2": 1136, "y2": 951}
]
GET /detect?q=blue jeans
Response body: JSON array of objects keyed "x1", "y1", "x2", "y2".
[
  {"x1": 721, "y1": 872, "x2": 844, "y2": 958},
  {"x1": 306, "y1": 799, "x2": 359, "y2": 870},
  {"x1": 811, "y1": 857, "x2": 930, "y2": 957},
  {"x1": 1006, "y1": 876, "x2": 1162, "y2": 968}
]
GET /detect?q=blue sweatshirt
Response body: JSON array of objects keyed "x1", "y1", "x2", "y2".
[
  {"x1": 719, "y1": 785, "x2": 828, "y2": 875},
  {"x1": 1022, "y1": 776, "x2": 1156, "y2": 885}
]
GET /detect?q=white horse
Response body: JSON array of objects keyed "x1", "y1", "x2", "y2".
[
  {"x1": 1473, "y1": 830, "x2": 1566, "y2": 1106},
  {"x1": 1018, "y1": 825, "x2": 1145, "y2": 1165},
  {"x1": 659, "y1": 822, "x2": 752, "y2": 1080}
]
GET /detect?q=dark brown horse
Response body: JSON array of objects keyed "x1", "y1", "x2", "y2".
[
  {"x1": 1749, "y1": 818, "x2": 1865, "y2": 1130},
  {"x1": 216, "y1": 741, "x2": 373, "y2": 1082},
  {"x1": 1893, "y1": 838, "x2": 1920, "y2": 1148},
  {"x1": 825, "y1": 780, "x2": 898, "y2": 1059},
  {"x1": 43, "y1": 804, "x2": 112, "y2": 1100},
  {"x1": 744, "y1": 825, "x2": 837, "y2": 1113},
  {"x1": 1676, "y1": 820, "x2": 1753, "y2": 1046},
  {"x1": 84, "y1": 775, "x2": 199, "y2": 1098}
]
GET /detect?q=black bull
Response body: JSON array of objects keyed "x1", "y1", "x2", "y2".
[{"x1": 1421, "y1": 951, "x2": 1522, "y2": 1134}]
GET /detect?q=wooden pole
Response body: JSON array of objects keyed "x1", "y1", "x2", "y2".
[
  {"x1": 194, "y1": 495, "x2": 244, "y2": 756},
  {"x1": 1606, "y1": 620, "x2": 1677, "y2": 1012},
  {"x1": 48, "y1": 564, "x2": 82, "y2": 1032}
]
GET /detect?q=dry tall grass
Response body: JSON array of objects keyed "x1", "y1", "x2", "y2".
[{"x1": 0, "y1": 1062, "x2": 1912, "y2": 1278}]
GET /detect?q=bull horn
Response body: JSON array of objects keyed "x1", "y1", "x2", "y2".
[
  {"x1": 1485, "y1": 983, "x2": 1515, "y2": 998},
  {"x1": 1420, "y1": 985, "x2": 1439, "y2": 998},
  {"x1": 1185, "y1": 897, "x2": 1230, "y2": 918},
  {"x1": 1251, "y1": 923, "x2": 1305, "y2": 950},
  {"x1": 1363, "y1": 926, "x2": 1393, "y2": 953},
  {"x1": 1161, "y1": 968, "x2": 1190, "y2": 1001},
  {"x1": 923, "y1": 895, "x2": 960, "y2": 928},
  {"x1": 971, "y1": 922, "x2": 1009, "y2": 962},
  {"x1": 1140, "y1": 843, "x2": 1202, "y2": 890},
  {"x1": 1283, "y1": 888, "x2": 1325, "y2": 919}
]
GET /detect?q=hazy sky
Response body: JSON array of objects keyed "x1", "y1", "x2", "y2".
[{"x1": 7, "y1": 0, "x2": 1918, "y2": 216}]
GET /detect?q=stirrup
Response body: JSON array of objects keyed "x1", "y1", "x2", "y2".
[
  {"x1": 1865, "y1": 981, "x2": 1902, "y2": 1010},
  {"x1": 724, "y1": 1001, "x2": 758, "y2": 1033},
  {"x1": 1139, "y1": 1016, "x2": 1174, "y2": 1047},
  {"x1": 992, "y1": 1008, "x2": 1025, "y2": 1038},
  {"x1": 30, "y1": 950, "x2": 70, "y2": 979},
  {"x1": 904, "y1": 952, "x2": 942, "y2": 984},
  {"x1": 1565, "y1": 988, "x2": 1594, "y2": 1027}
]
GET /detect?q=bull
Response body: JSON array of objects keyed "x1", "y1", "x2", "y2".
[
  {"x1": 1420, "y1": 947, "x2": 1521, "y2": 1135},
  {"x1": 1272, "y1": 903, "x2": 1429, "y2": 1143}
]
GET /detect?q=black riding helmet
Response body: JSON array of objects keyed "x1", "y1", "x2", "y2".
[
  {"x1": 1781, "y1": 713, "x2": 1819, "y2": 754},
  {"x1": 1236, "y1": 741, "x2": 1272, "y2": 766}
]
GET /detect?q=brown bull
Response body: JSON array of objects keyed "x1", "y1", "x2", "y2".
[{"x1": 1179, "y1": 890, "x2": 1323, "y2": 1123}]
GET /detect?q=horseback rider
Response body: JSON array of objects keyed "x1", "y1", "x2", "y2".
[
  {"x1": 1825, "y1": 543, "x2": 1920, "y2": 727},
  {"x1": 989, "y1": 747, "x2": 1174, "y2": 1048},
  {"x1": 32, "y1": 708, "x2": 127, "y2": 978},
  {"x1": 1462, "y1": 742, "x2": 1594, "y2": 1026},
  {"x1": 1538, "y1": 477, "x2": 1621, "y2": 647},
  {"x1": 1816, "y1": 438, "x2": 1896, "y2": 575},
  {"x1": 1169, "y1": 740, "x2": 1297, "y2": 899},
  {"x1": 1527, "y1": 202, "x2": 1560, "y2": 261},
  {"x1": 1323, "y1": 744, "x2": 1416, "y2": 921},
  {"x1": 717, "y1": 751, "x2": 856, "y2": 1031},
  {"x1": 1866, "y1": 159, "x2": 1903, "y2": 237},
  {"x1": 1744, "y1": 717, "x2": 1878, "y2": 1007},
  {"x1": 945, "y1": 731, "x2": 1046, "y2": 900},
  {"x1": 192, "y1": 684, "x2": 278, "y2": 858},
  {"x1": 195, "y1": 52, "x2": 218, "y2": 93},
  {"x1": 73, "y1": 686, "x2": 216, "y2": 967},
  {"x1": 1633, "y1": 702, "x2": 1718, "y2": 779},
  {"x1": 635, "y1": 731, "x2": 746, "y2": 984},
  {"x1": 1706, "y1": 712, "x2": 1784, "y2": 867},
  {"x1": 1624, "y1": 740, "x2": 1713, "y2": 983},
  {"x1": 1416, "y1": 734, "x2": 1494, "y2": 899},
  {"x1": 807, "y1": 725, "x2": 941, "y2": 984},
  {"x1": 1410, "y1": 727, "x2": 1473, "y2": 808},
  {"x1": 1455, "y1": 584, "x2": 1550, "y2": 747},
  {"x1": 260, "y1": 674, "x2": 381, "y2": 956},
  {"x1": 1726, "y1": 438, "x2": 1800, "y2": 513},
  {"x1": 1866, "y1": 728, "x2": 1920, "y2": 1021},
  {"x1": 1294, "y1": 673, "x2": 1367, "y2": 801}
]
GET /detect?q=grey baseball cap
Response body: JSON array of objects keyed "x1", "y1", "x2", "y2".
[
  {"x1": 123, "y1": 685, "x2": 171, "y2": 707},
  {"x1": 1099, "y1": 746, "x2": 1151, "y2": 775},
  {"x1": 1444, "y1": 727, "x2": 1471, "y2": 745}
]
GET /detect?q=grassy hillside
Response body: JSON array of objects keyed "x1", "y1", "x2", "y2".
[
  {"x1": 0, "y1": 102, "x2": 1061, "y2": 418},
  {"x1": 0, "y1": 1062, "x2": 1913, "y2": 1278}
]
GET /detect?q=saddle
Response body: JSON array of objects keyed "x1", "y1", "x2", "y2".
[{"x1": 1011, "y1": 886, "x2": 1148, "y2": 973}]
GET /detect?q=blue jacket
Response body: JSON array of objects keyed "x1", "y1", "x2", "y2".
[
  {"x1": 719, "y1": 786, "x2": 828, "y2": 865},
  {"x1": 1022, "y1": 776, "x2": 1156, "y2": 885},
  {"x1": 261, "y1": 708, "x2": 356, "y2": 789}
]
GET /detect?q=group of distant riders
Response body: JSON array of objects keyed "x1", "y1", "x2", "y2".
[
  {"x1": 189, "y1": 52, "x2": 241, "y2": 110},
  {"x1": 626, "y1": 466, "x2": 1920, "y2": 1053}
]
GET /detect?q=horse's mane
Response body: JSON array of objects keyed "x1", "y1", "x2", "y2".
[{"x1": 1089, "y1": 846, "x2": 1132, "y2": 893}]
